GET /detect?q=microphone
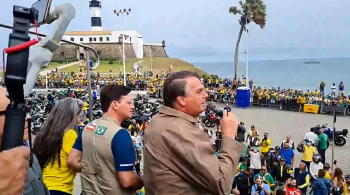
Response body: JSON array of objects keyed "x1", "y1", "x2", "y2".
[
  {"x1": 24, "y1": 4, "x2": 76, "y2": 96},
  {"x1": 206, "y1": 102, "x2": 245, "y2": 142}
]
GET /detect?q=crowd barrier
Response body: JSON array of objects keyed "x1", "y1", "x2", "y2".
[
  {"x1": 249, "y1": 96, "x2": 349, "y2": 116},
  {"x1": 34, "y1": 83, "x2": 150, "y2": 91},
  {"x1": 33, "y1": 84, "x2": 350, "y2": 116},
  {"x1": 149, "y1": 91, "x2": 349, "y2": 116}
]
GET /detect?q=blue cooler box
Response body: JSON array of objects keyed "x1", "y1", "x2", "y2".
[{"x1": 236, "y1": 87, "x2": 250, "y2": 108}]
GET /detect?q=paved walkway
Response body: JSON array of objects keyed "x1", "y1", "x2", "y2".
[
  {"x1": 39, "y1": 61, "x2": 80, "y2": 75},
  {"x1": 72, "y1": 102, "x2": 350, "y2": 194}
]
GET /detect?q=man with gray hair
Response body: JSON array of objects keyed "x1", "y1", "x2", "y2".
[
  {"x1": 144, "y1": 71, "x2": 243, "y2": 195},
  {"x1": 296, "y1": 162, "x2": 309, "y2": 195}
]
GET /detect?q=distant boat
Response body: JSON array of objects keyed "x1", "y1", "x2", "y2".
[{"x1": 304, "y1": 61, "x2": 321, "y2": 64}]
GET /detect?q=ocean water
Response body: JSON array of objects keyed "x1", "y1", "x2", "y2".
[{"x1": 194, "y1": 58, "x2": 350, "y2": 94}]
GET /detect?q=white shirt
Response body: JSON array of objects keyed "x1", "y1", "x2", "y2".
[
  {"x1": 249, "y1": 151, "x2": 262, "y2": 169},
  {"x1": 331, "y1": 85, "x2": 337, "y2": 92},
  {"x1": 135, "y1": 135, "x2": 142, "y2": 144},
  {"x1": 310, "y1": 162, "x2": 323, "y2": 178},
  {"x1": 304, "y1": 132, "x2": 318, "y2": 144}
]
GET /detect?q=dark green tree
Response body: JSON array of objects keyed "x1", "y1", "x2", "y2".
[{"x1": 229, "y1": 0, "x2": 266, "y2": 79}]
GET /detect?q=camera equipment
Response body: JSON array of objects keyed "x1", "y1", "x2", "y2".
[
  {"x1": 1, "y1": 4, "x2": 40, "y2": 152},
  {"x1": 206, "y1": 102, "x2": 246, "y2": 142},
  {"x1": 1, "y1": 1, "x2": 75, "y2": 153}
]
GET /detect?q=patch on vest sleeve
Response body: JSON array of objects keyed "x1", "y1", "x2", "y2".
[
  {"x1": 86, "y1": 123, "x2": 97, "y2": 131},
  {"x1": 95, "y1": 126, "x2": 107, "y2": 135}
]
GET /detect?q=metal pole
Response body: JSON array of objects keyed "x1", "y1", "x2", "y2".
[
  {"x1": 331, "y1": 110, "x2": 335, "y2": 171},
  {"x1": 245, "y1": 24, "x2": 249, "y2": 87},
  {"x1": 45, "y1": 68, "x2": 48, "y2": 93},
  {"x1": 122, "y1": 14, "x2": 126, "y2": 86},
  {"x1": 150, "y1": 50, "x2": 152, "y2": 72},
  {"x1": 85, "y1": 51, "x2": 93, "y2": 121}
]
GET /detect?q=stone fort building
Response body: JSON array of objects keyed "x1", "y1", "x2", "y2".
[
  {"x1": 52, "y1": 0, "x2": 168, "y2": 61},
  {"x1": 52, "y1": 30, "x2": 168, "y2": 61}
]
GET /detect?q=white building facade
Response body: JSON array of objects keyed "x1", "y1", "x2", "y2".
[{"x1": 62, "y1": 30, "x2": 144, "y2": 58}]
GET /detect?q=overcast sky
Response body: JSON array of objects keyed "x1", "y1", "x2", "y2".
[{"x1": 1, "y1": 0, "x2": 349, "y2": 63}]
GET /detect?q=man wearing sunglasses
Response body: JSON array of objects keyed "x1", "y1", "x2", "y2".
[{"x1": 0, "y1": 86, "x2": 49, "y2": 195}]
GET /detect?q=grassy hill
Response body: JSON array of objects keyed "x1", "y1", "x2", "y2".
[
  {"x1": 0, "y1": 58, "x2": 207, "y2": 77},
  {"x1": 0, "y1": 61, "x2": 75, "y2": 77},
  {"x1": 58, "y1": 58, "x2": 207, "y2": 76}
]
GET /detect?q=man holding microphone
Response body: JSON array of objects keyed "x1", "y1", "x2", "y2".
[{"x1": 144, "y1": 71, "x2": 243, "y2": 195}]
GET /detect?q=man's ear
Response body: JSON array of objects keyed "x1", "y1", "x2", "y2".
[
  {"x1": 176, "y1": 96, "x2": 186, "y2": 107},
  {"x1": 111, "y1": 101, "x2": 118, "y2": 111}
]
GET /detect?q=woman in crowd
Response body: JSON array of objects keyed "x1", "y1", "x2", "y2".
[
  {"x1": 33, "y1": 98, "x2": 83, "y2": 195},
  {"x1": 332, "y1": 168, "x2": 345, "y2": 195}
]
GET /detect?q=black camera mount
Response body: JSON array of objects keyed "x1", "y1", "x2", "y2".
[{"x1": 1, "y1": 6, "x2": 38, "y2": 152}]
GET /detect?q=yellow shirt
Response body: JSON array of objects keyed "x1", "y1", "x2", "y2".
[
  {"x1": 260, "y1": 139, "x2": 271, "y2": 153},
  {"x1": 342, "y1": 182, "x2": 349, "y2": 195},
  {"x1": 42, "y1": 129, "x2": 78, "y2": 194},
  {"x1": 82, "y1": 102, "x2": 88, "y2": 111},
  {"x1": 301, "y1": 97, "x2": 306, "y2": 104},
  {"x1": 325, "y1": 172, "x2": 331, "y2": 180},
  {"x1": 302, "y1": 145, "x2": 316, "y2": 162}
]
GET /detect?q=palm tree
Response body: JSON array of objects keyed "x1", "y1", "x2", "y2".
[{"x1": 229, "y1": 0, "x2": 266, "y2": 80}]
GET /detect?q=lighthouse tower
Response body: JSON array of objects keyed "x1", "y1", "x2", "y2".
[{"x1": 89, "y1": 0, "x2": 102, "y2": 31}]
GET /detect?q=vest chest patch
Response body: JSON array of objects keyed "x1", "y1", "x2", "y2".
[
  {"x1": 86, "y1": 123, "x2": 97, "y2": 131},
  {"x1": 95, "y1": 126, "x2": 107, "y2": 135}
]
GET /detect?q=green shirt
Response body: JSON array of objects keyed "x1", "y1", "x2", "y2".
[
  {"x1": 238, "y1": 162, "x2": 248, "y2": 171},
  {"x1": 318, "y1": 133, "x2": 329, "y2": 149},
  {"x1": 254, "y1": 172, "x2": 275, "y2": 187}
]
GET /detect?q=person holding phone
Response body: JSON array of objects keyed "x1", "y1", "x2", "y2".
[{"x1": 251, "y1": 176, "x2": 271, "y2": 195}]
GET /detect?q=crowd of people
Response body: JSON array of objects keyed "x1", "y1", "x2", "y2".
[
  {"x1": 27, "y1": 69, "x2": 350, "y2": 116},
  {"x1": 228, "y1": 125, "x2": 348, "y2": 195},
  {"x1": 1, "y1": 69, "x2": 350, "y2": 195}
]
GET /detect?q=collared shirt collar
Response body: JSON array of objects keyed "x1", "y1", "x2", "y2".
[
  {"x1": 159, "y1": 106, "x2": 198, "y2": 124},
  {"x1": 101, "y1": 115, "x2": 121, "y2": 126}
]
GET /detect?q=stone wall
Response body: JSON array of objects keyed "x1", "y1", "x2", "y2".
[
  {"x1": 53, "y1": 44, "x2": 77, "y2": 61},
  {"x1": 52, "y1": 43, "x2": 136, "y2": 61},
  {"x1": 52, "y1": 40, "x2": 168, "y2": 61},
  {"x1": 143, "y1": 45, "x2": 168, "y2": 58}
]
